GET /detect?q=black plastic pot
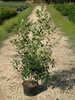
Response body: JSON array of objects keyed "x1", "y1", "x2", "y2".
[{"x1": 22, "y1": 80, "x2": 47, "y2": 96}]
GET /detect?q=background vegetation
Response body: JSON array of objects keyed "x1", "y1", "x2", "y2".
[
  {"x1": 0, "y1": 0, "x2": 75, "y2": 3},
  {"x1": 54, "y1": 4, "x2": 75, "y2": 24},
  {"x1": 0, "y1": 6, "x2": 17, "y2": 24},
  {"x1": 0, "y1": 6, "x2": 34, "y2": 46},
  {"x1": 0, "y1": 2, "x2": 29, "y2": 8},
  {"x1": 47, "y1": 5, "x2": 75, "y2": 52}
]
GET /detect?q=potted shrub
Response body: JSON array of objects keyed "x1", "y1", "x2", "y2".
[{"x1": 11, "y1": 6, "x2": 55, "y2": 96}]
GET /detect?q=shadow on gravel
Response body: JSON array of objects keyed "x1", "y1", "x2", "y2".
[
  {"x1": 23, "y1": 67, "x2": 75, "y2": 96},
  {"x1": 48, "y1": 67, "x2": 75, "y2": 91}
]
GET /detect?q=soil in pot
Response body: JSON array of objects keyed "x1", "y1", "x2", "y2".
[{"x1": 22, "y1": 80, "x2": 47, "y2": 96}]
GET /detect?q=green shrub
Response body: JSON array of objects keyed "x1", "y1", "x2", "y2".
[{"x1": 11, "y1": 6, "x2": 55, "y2": 84}]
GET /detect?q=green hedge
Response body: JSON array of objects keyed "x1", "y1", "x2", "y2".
[
  {"x1": 54, "y1": 4, "x2": 75, "y2": 24},
  {"x1": 0, "y1": 7, "x2": 17, "y2": 23}
]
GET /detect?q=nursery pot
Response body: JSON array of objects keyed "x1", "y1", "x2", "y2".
[
  {"x1": 22, "y1": 80, "x2": 47, "y2": 96},
  {"x1": 22, "y1": 80, "x2": 39, "y2": 96}
]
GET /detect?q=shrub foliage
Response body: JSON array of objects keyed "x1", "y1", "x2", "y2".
[{"x1": 11, "y1": 7, "x2": 55, "y2": 84}]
